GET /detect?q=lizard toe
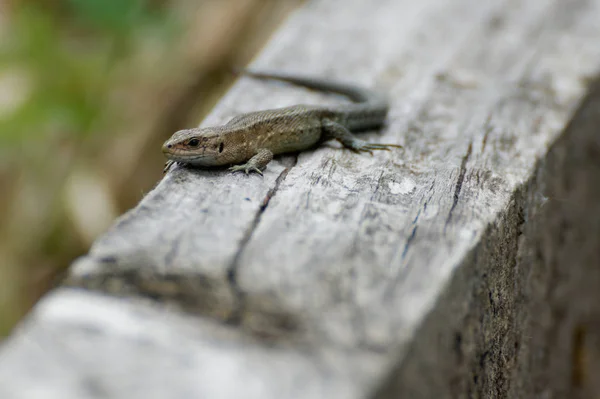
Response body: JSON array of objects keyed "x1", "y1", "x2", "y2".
[{"x1": 252, "y1": 167, "x2": 264, "y2": 175}]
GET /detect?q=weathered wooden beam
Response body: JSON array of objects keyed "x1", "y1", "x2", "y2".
[{"x1": 1, "y1": 0, "x2": 600, "y2": 397}]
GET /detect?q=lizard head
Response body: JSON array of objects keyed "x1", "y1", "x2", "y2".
[{"x1": 162, "y1": 127, "x2": 229, "y2": 166}]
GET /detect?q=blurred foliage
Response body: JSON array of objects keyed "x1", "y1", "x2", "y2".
[
  {"x1": 0, "y1": 0, "x2": 180, "y2": 337},
  {"x1": 0, "y1": 0, "x2": 177, "y2": 146}
]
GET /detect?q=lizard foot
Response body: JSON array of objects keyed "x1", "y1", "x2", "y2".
[
  {"x1": 229, "y1": 164, "x2": 264, "y2": 175},
  {"x1": 348, "y1": 140, "x2": 403, "y2": 155},
  {"x1": 163, "y1": 160, "x2": 177, "y2": 173},
  {"x1": 228, "y1": 149, "x2": 272, "y2": 175}
]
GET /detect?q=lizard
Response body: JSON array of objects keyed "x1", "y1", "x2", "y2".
[{"x1": 161, "y1": 70, "x2": 402, "y2": 175}]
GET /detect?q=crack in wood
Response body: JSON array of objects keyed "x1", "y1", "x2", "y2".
[
  {"x1": 481, "y1": 114, "x2": 493, "y2": 153},
  {"x1": 446, "y1": 141, "x2": 473, "y2": 228},
  {"x1": 401, "y1": 225, "x2": 418, "y2": 260},
  {"x1": 225, "y1": 157, "x2": 298, "y2": 325}
]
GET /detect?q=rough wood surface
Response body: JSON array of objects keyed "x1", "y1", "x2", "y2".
[{"x1": 1, "y1": 0, "x2": 600, "y2": 398}]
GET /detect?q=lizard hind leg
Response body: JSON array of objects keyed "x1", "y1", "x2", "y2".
[
  {"x1": 229, "y1": 148, "x2": 274, "y2": 175},
  {"x1": 322, "y1": 120, "x2": 402, "y2": 154}
]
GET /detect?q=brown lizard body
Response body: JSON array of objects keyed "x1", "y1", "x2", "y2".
[{"x1": 162, "y1": 71, "x2": 401, "y2": 175}]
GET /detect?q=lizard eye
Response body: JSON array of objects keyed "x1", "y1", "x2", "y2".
[
  {"x1": 219, "y1": 142, "x2": 224, "y2": 153},
  {"x1": 187, "y1": 138, "x2": 200, "y2": 147}
]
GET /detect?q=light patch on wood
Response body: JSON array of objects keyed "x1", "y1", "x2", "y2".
[{"x1": 388, "y1": 178, "x2": 416, "y2": 195}]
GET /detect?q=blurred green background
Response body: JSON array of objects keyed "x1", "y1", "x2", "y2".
[{"x1": 0, "y1": 0, "x2": 300, "y2": 337}]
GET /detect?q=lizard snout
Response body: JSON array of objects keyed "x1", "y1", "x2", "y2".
[{"x1": 162, "y1": 142, "x2": 174, "y2": 154}]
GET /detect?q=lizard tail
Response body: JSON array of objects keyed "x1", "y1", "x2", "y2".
[{"x1": 237, "y1": 69, "x2": 388, "y2": 106}]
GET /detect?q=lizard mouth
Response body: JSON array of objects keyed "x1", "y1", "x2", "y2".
[
  {"x1": 162, "y1": 146, "x2": 216, "y2": 166},
  {"x1": 164, "y1": 152, "x2": 210, "y2": 163},
  {"x1": 162, "y1": 143, "x2": 202, "y2": 160}
]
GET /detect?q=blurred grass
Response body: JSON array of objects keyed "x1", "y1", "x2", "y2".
[
  {"x1": 0, "y1": 0, "x2": 175, "y2": 144},
  {"x1": 0, "y1": 0, "x2": 180, "y2": 337},
  {"x1": 0, "y1": 0, "x2": 300, "y2": 337}
]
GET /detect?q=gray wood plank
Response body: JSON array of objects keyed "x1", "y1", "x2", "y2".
[{"x1": 2, "y1": 0, "x2": 600, "y2": 398}]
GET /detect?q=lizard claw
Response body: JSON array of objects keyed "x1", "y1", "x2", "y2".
[{"x1": 229, "y1": 164, "x2": 263, "y2": 176}]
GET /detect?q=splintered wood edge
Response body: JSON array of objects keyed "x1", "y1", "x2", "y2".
[{"x1": 2, "y1": 0, "x2": 600, "y2": 398}]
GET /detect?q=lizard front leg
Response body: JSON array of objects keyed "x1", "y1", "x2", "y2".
[
  {"x1": 163, "y1": 159, "x2": 177, "y2": 173},
  {"x1": 229, "y1": 148, "x2": 274, "y2": 175},
  {"x1": 322, "y1": 120, "x2": 402, "y2": 154}
]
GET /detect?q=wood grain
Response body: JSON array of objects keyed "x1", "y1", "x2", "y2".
[{"x1": 2, "y1": 0, "x2": 600, "y2": 397}]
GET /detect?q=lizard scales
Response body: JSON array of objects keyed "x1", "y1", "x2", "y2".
[{"x1": 162, "y1": 70, "x2": 401, "y2": 175}]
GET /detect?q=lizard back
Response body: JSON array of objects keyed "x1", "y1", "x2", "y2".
[{"x1": 225, "y1": 105, "x2": 326, "y2": 155}]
